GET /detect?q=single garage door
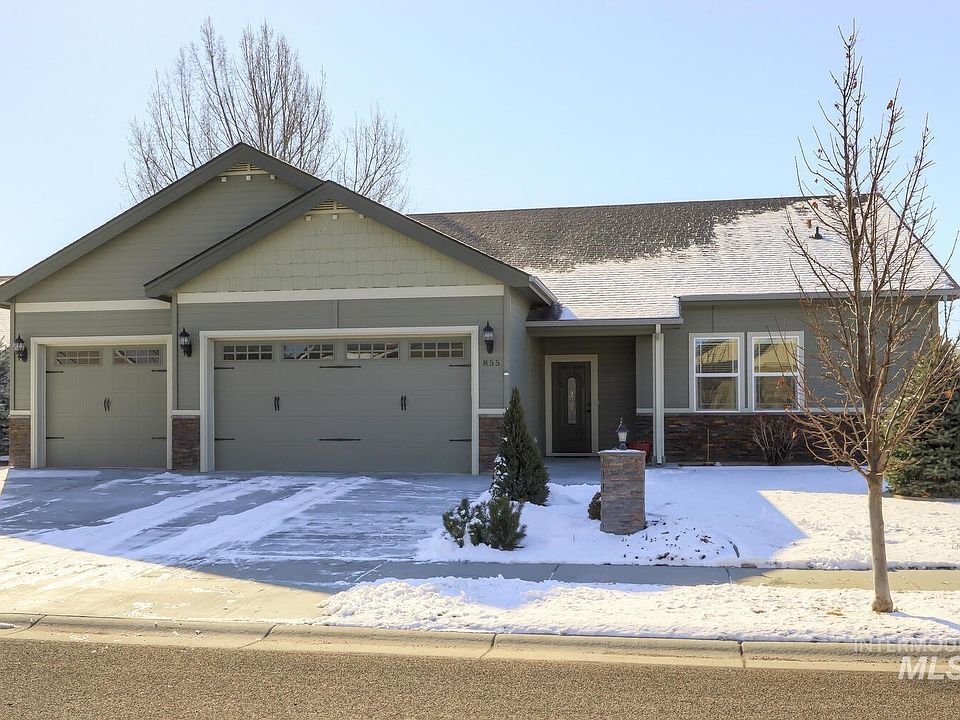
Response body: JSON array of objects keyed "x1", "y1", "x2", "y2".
[
  {"x1": 213, "y1": 337, "x2": 472, "y2": 473},
  {"x1": 45, "y1": 345, "x2": 167, "y2": 468}
]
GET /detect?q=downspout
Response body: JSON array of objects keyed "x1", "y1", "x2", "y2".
[{"x1": 653, "y1": 323, "x2": 665, "y2": 466}]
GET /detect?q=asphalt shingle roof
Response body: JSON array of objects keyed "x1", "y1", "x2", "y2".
[{"x1": 412, "y1": 198, "x2": 955, "y2": 320}]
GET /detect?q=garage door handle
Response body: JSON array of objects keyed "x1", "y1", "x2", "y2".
[
  {"x1": 274, "y1": 395, "x2": 280, "y2": 412},
  {"x1": 401, "y1": 394, "x2": 407, "y2": 411}
]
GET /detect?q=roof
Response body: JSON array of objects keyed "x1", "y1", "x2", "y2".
[
  {"x1": 0, "y1": 144, "x2": 321, "y2": 303},
  {"x1": 413, "y1": 197, "x2": 958, "y2": 320},
  {"x1": 145, "y1": 182, "x2": 556, "y2": 304}
]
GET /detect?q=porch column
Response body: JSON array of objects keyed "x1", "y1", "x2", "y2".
[{"x1": 652, "y1": 324, "x2": 665, "y2": 465}]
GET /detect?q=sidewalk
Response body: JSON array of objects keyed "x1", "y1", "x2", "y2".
[{"x1": 361, "y1": 560, "x2": 960, "y2": 591}]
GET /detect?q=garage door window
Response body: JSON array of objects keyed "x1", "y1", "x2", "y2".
[
  {"x1": 346, "y1": 341, "x2": 399, "y2": 360},
  {"x1": 410, "y1": 341, "x2": 464, "y2": 359},
  {"x1": 55, "y1": 349, "x2": 102, "y2": 366},
  {"x1": 283, "y1": 343, "x2": 335, "y2": 361},
  {"x1": 114, "y1": 348, "x2": 162, "y2": 365},
  {"x1": 222, "y1": 344, "x2": 273, "y2": 361}
]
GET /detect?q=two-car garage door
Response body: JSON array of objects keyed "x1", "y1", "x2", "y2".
[{"x1": 213, "y1": 336, "x2": 472, "y2": 473}]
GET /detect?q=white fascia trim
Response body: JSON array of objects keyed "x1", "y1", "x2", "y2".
[
  {"x1": 479, "y1": 408, "x2": 506, "y2": 415},
  {"x1": 171, "y1": 410, "x2": 201, "y2": 417},
  {"x1": 199, "y1": 326, "x2": 480, "y2": 475},
  {"x1": 544, "y1": 354, "x2": 599, "y2": 456},
  {"x1": 16, "y1": 299, "x2": 170, "y2": 313},
  {"x1": 178, "y1": 285, "x2": 504, "y2": 304},
  {"x1": 28, "y1": 334, "x2": 175, "y2": 470}
]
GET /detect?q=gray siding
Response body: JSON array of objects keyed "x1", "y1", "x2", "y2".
[
  {"x1": 542, "y1": 336, "x2": 636, "y2": 451},
  {"x1": 18, "y1": 175, "x2": 301, "y2": 302},
  {"x1": 12, "y1": 309, "x2": 172, "y2": 410},
  {"x1": 507, "y1": 289, "x2": 532, "y2": 409},
  {"x1": 663, "y1": 300, "x2": 820, "y2": 409},
  {"x1": 635, "y1": 335, "x2": 653, "y2": 408},
  {"x1": 176, "y1": 295, "x2": 504, "y2": 410}
]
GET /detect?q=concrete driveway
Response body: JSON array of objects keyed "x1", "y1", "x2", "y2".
[{"x1": 0, "y1": 467, "x2": 506, "y2": 594}]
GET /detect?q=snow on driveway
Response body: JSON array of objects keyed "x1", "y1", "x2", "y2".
[
  {"x1": 417, "y1": 465, "x2": 960, "y2": 569},
  {"x1": 323, "y1": 576, "x2": 960, "y2": 644}
]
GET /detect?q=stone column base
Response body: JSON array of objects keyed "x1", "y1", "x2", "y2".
[
  {"x1": 479, "y1": 415, "x2": 504, "y2": 474},
  {"x1": 9, "y1": 416, "x2": 31, "y2": 468},
  {"x1": 172, "y1": 416, "x2": 201, "y2": 472},
  {"x1": 599, "y1": 449, "x2": 646, "y2": 534}
]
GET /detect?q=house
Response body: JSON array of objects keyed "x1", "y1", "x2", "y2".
[{"x1": 0, "y1": 143, "x2": 954, "y2": 474}]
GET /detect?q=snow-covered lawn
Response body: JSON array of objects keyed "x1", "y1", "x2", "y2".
[
  {"x1": 417, "y1": 465, "x2": 960, "y2": 569},
  {"x1": 323, "y1": 576, "x2": 960, "y2": 643}
]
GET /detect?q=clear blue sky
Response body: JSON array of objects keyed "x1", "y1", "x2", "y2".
[{"x1": 1, "y1": 1, "x2": 958, "y2": 278}]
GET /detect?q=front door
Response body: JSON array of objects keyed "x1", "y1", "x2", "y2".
[{"x1": 552, "y1": 361, "x2": 591, "y2": 453}]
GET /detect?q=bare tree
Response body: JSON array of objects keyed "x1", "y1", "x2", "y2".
[
  {"x1": 124, "y1": 19, "x2": 409, "y2": 205},
  {"x1": 787, "y1": 27, "x2": 960, "y2": 612}
]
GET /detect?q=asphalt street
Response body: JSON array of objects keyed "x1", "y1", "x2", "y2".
[{"x1": 1, "y1": 638, "x2": 954, "y2": 720}]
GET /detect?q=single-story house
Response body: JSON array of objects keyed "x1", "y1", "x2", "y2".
[{"x1": 1, "y1": 144, "x2": 954, "y2": 474}]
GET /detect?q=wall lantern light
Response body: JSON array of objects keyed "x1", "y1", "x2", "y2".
[
  {"x1": 616, "y1": 418, "x2": 628, "y2": 451},
  {"x1": 178, "y1": 327, "x2": 193, "y2": 358},
  {"x1": 482, "y1": 321, "x2": 495, "y2": 354},
  {"x1": 12, "y1": 334, "x2": 27, "y2": 363}
]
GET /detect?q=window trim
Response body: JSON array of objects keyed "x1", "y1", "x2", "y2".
[
  {"x1": 113, "y1": 347, "x2": 163, "y2": 366},
  {"x1": 747, "y1": 331, "x2": 804, "y2": 412},
  {"x1": 689, "y1": 333, "x2": 743, "y2": 412},
  {"x1": 345, "y1": 340, "x2": 400, "y2": 360},
  {"x1": 409, "y1": 339, "x2": 466, "y2": 360}
]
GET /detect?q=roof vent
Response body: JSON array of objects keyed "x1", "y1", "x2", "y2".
[
  {"x1": 221, "y1": 162, "x2": 269, "y2": 177},
  {"x1": 310, "y1": 200, "x2": 350, "y2": 213},
  {"x1": 813, "y1": 226, "x2": 823, "y2": 240}
]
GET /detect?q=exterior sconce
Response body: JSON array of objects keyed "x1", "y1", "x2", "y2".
[
  {"x1": 616, "y1": 418, "x2": 628, "y2": 450},
  {"x1": 12, "y1": 334, "x2": 27, "y2": 362},
  {"x1": 178, "y1": 327, "x2": 193, "y2": 358},
  {"x1": 482, "y1": 321, "x2": 495, "y2": 354}
]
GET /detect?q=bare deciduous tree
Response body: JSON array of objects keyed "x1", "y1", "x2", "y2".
[
  {"x1": 787, "y1": 27, "x2": 960, "y2": 612},
  {"x1": 124, "y1": 19, "x2": 408, "y2": 206}
]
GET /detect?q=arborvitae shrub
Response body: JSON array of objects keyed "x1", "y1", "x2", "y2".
[
  {"x1": 587, "y1": 491, "x2": 601, "y2": 520},
  {"x1": 491, "y1": 388, "x2": 549, "y2": 505}
]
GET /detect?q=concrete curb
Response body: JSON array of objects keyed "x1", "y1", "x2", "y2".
[{"x1": 0, "y1": 612, "x2": 934, "y2": 672}]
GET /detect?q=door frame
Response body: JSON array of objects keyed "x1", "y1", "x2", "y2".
[
  {"x1": 29, "y1": 334, "x2": 175, "y2": 469},
  {"x1": 544, "y1": 354, "x2": 599, "y2": 456},
  {"x1": 199, "y1": 326, "x2": 480, "y2": 474}
]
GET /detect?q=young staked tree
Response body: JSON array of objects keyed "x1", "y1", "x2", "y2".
[
  {"x1": 124, "y1": 19, "x2": 408, "y2": 205},
  {"x1": 787, "y1": 28, "x2": 960, "y2": 612}
]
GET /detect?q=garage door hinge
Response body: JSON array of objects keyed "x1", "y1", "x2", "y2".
[
  {"x1": 45, "y1": 436, "x2": 65, "y2": 440},
  {"x1": 448, "y1": 438, "x2": 471, "y2": 442},
  {"x1": 317, "y1": 437, "x2": 362, "y2": 442},
  {"x1": 214, "y1": 437, "x2": 236, "y2": 441},
  {"x1": 214, "y1": 366, "x2": 235, "y2": 370},
  {"x1": 151, "y1": 436, "x2": 167, "y2": 440},
  {"x1": 151, "y1": 369, "x2": 167, "y2": 373},
  {"x1": 449, "y1": 363, "x2": 471, "y2": 368},
  {"x1": 317, "y1": 365, "x2": 362, "y2": 369},
  {"x1": 45, "y1": 370, "x2": 64, "y2": 374}
]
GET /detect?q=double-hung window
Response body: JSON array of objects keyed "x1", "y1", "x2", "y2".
[
  {"x1": 692, "y1": 336, "x2": 741, "y2": 411},
  {"x1": 749, "y1": 332, "x2": 802, "y2": 411}
]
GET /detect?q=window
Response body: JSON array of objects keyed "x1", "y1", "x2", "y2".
[
  {"x1": 113, "y1": 348, "x2": 162, "y2": 365},
  {"x1": 55, "y1": 349, "x2": 101, "y2": 366},
  {"x1": 692, "y1": 336, "x2": 740, "y2": 411},
  {"x1": 409, "y1": 340, "x2": 465, "y2": 359},
  {"x1": 222, "y1": 344, "x2": 273, "y2": 361},
  {"x1": 750, "y1": 333, "x2": 802, "y2": 411},
  {"x1": 346, "y1": 341, "x2": 399, "y2": 360},
  {"x1": 283, "y1": 343, "x2": 334, "y2": 361}
]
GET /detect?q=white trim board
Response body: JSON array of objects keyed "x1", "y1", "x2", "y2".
[
  {"x1": 178, "y1": 285, "x2": 504, "y2": 304},
  {"x1": 199, "y1": 326, "x2": 480, "y2": 475},
  {"x1": 544, "y1": 354, "x2": 599, "y2": 456},
  {"x1": 16, "y1": 300, "x2": 170, "y2": 313},
  {"x1": 28, "y1": 335, "x2": 175, "y2": 469}
]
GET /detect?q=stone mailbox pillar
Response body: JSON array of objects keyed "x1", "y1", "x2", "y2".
[{"x1": 599, "y1": 449, "x2": 646, "y2": 534}]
